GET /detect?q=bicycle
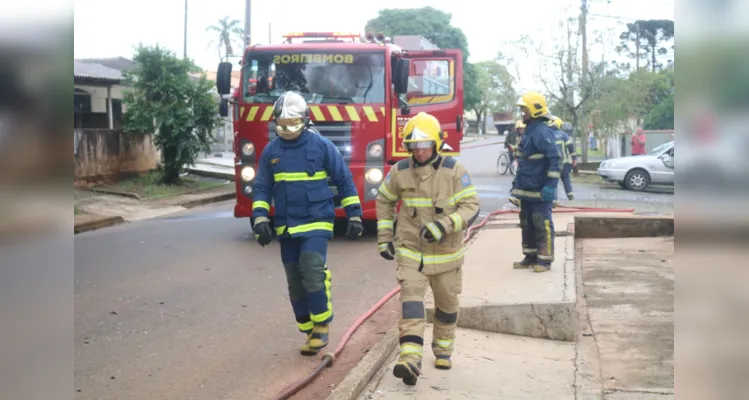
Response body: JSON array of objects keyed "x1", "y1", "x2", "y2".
[{"x1": 496, "y1": 150, "x2": 517, "y2": 176}]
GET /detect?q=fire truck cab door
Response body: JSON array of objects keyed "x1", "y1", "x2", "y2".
[{"x1": 393, "y1": 49, "x2": 464, "y2": 158}]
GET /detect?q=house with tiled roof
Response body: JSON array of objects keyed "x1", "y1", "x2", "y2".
[{"x1": 74, "y1": 58, "x2": 131, "y2": 130}]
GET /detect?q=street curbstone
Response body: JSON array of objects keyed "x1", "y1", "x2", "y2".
[
  {"x1": 326, "y1": 325, "x2": 399, "y2": 400},
  {"x1": 74, "y1": 215, "x2": 125, "y2": 234}
]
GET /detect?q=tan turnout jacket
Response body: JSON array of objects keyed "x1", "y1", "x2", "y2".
[{"x1": 376, "y1": 156, "x2": 480, "y2": 275}]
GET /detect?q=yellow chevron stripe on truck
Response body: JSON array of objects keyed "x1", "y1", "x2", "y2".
[{"x1": 244, "y1": 105, "x2": 384, "y2": 122}]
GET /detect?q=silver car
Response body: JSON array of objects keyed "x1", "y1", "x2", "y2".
[{"x1": 597, "y1": 141, "x2": 674, "y2": 191}]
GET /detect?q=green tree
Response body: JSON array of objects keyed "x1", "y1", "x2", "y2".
[
  {"x1": 123, "y1": 45, "x2": 220, "y2": 184},
  {"x1": 643, "y1": 93, "x2": 674, "y2": 129},
  {"x1": 206, "y1": 16, "x2": 244, "y2": 62},
  {"x1": 472, "y1": 57, "x2": 517, "y2": 132},
  {"x1": 617, "y1": 19, "x2": 675, "y2": 72},
  {"x1": 365, "y1": 7, "x2": 479, "y2": 111}
]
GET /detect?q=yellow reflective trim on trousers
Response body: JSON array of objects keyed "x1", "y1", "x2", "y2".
[
  {"x1": 253, "y1": 201, "x2": 270, "y2": 211},
  {"x1": 528, "y1": 153, "x2": 545, "y2": 160},
  {"x1": 377, "y1": 219, "x2": 394, "y2": 229},
  {"x1": 287, "y1": 222, "x2": 334, "y2": 235},
  {"x1": 511, "y1": 188, "x2": 542, "y2": 198},
  {"x1": 448, "y1": 213, "x2": 463, "y2": 230},
  {"x1": 545, "y1": 219, "x2": 552, "y2": 258},
  {"x1": 400, "y1": 344, "x2": 423, "y2": 356},
  {"x1": 274, "y1": 171, "x2": 328, "y2": 182},
  {"x1": 341, "y1": 196, "x2": 360, "y2": 207},
  {"x1": 311, "y1": 269, "x2": 333, "y2": 323},
  {"x1": 433, "y1": 339, "x2": 453, "y2": 349},
  {"x1": 395, "y1": 247, "x2": 465, "y2": 264},
  {"x1": 298, "y1": 321, "x2": 314, "y2": 331},
  {"x1": 547, "y1": 171, "x2": 561, "y2": 178},
  {"x1": 378, "y1": 184, "x2": 398, "y2": 201}
]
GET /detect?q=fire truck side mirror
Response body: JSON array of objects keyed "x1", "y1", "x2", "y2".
[
  {"x1": 393, "y1": 59, "x2": 410, "y2": 94},
  {"x1": 216, "y1": 62, "x2": 233, "y2": 95}
]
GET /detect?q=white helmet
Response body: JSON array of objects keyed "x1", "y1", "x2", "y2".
[{"x1": 272, "y1": 91, "x2": 309, "y2": 140}]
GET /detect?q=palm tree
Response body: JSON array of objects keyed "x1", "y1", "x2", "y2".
[{"x1": 206, "y1": 16, "x2": 244, "y2": 62}]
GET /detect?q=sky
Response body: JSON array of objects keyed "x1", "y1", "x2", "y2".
[{"x1": 73, "y1": 0, "x2": 674, "y2": 92}]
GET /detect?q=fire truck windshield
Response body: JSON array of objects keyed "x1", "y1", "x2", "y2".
[{"x1": 242, "y1": 51, "x2": 386, "y2": 105}]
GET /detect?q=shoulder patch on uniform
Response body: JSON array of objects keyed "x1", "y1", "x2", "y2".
[
  {"x1": 442, "y1": 156, "x2": 457, "y2": 169},
  {"x1": 270, "y1": 157, "x2": 280, "y2": 164},
  {"x1": 396, "y1": 159, "x2": 410, "y2": 171},
  {"x1": 460, "y1": 172, "x2": 471, "y2": 187}
]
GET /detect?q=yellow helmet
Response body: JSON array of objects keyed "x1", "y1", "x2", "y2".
[
  {"x1": 516, "y1": 91, "x2": 550, "y2": 119},
  {"x1": 402, "y1": 112, "x2": 447, "y2": 152},
  {"x1": 515, "y1": 120, "x2": 526, "y2": 129},
  {"x1": 548, "y1": 116, "x2": 563, "y2": 129}
]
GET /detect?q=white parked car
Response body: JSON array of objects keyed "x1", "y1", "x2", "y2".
[{"x1": 597, "y1": 141, "x2": 674, "y2": 191}]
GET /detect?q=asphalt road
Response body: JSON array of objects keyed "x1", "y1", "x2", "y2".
[
  {"x1": 458, "y1": 137, "x2": 674, "y2": 216},
  {"x1": 74, "y1": 138, "x2": 673, "y2": 400}
]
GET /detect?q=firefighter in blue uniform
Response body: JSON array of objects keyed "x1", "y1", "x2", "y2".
[
  {"x1": 510, "y1": 92, "x2": 561, "y2": 273},
  {"x1": 548, "y1": 116, "x2": 576, "y2": 203},
  {"x1": 252, "y1": 91, "x2": 364, "y2": 355}
]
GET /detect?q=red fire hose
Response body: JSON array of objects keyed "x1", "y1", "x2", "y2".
[{"x1": 273, "y1": 205, "x2": 635, "y2": 400}]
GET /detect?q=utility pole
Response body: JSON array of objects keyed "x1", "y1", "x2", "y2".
[
  {"x1": 183, "y1": 0, "x2": 188, "y2": 59},
  {"x1": 579, "y1": 0, "x2": 589, "y2": 163},
  {"x1": 244, "y1": 0, "x2": 252, "y2": 47},
  {"x1": 635, "y1": 21, "x2": 641, "y2": 71},
  {"x1": 580, "y1": 0, "x2": 588, "y2": 82}
]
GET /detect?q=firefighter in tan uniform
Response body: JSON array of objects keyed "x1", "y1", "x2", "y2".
[{"x1": 375, "y1": 112, "x2": 480, "y2": 386}]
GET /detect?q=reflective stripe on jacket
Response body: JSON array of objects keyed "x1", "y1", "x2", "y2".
[
  {"x1": 375, "y1": 156, "x2": 480, "y2": 275},
  {"x1": 253, "y1": 129, "x2": 361, "y2": 238},
  {"x1": 512, "y1": 119, "x2": 561, "y2": 201}
]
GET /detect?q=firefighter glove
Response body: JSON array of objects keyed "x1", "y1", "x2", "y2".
[
  {"x1": 345, "y1": 216, "x2": 363, "y2": 240},
  {"x1": 378, "y1": 242, "x2": 395, "y2": 260},
  {"x1": 253, "y1": 217, "x2": 273, "y2": 247},
  {"x1": 420, "y1": 221, "x2": 446, "y2": 244},
  {"x1": 541, "y1": 185, "x2": 556, "y2": 202}
]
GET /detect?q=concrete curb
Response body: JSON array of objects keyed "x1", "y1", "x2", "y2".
[
  {"x1": 326, "y1": 325, "x2": 399, "y2": 400},
  {"x1": 74, "y1": 215, "x2": 125, "y2": 234},
  {"x1": 187, "y1": 167, "x2": 234, "y2": 180},
  {"x1": 575, "y1": 216, "x2": 674, "y2": 238},
  {"x1": 79, "y1": 187, "x2": 141, "y2": 200},
  {"x1": 429, "y1": 301, "x2": 579, "y2": 342},
  {"x1": 178, "y1": 191, "x2": 236, "y2": 208}
]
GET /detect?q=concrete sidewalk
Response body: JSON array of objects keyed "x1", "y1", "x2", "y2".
[{"x1": 328, "y1": 211, "x2": 675, "y2": 400}]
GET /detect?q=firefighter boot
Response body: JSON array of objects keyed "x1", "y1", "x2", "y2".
[
  {"x1": 567, "y1": 193, "x2": 575, "y2": 201},
  {"x1": 434, "y1": 355, "x2": 452, "y2": 370},
  {"x1": 534, "y1": 260, "x2": 552, "y2": 273},
  {"x1": 300, "y1": 331, "x2": 319, "y2": 356},
  {"x1": 513, "y1": 255, "x2": 537, "y2": 269},
  {"x1": 393, "y1": 359, "x2": 422, "y2": 386},
  {"x1": 307, "y1": 323, "x2": 329, "y2": 351}
]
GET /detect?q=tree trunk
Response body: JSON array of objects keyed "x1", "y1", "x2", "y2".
[
  {"x1": 161, "y1": 144, "x2": 181, "y2": 184},
  {"x1": 573, "y1": 113, "x2": 589, "y2": 163}
]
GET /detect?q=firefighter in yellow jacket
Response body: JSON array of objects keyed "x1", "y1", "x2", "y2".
[{"x1": 376, "y1": 112, "x2": 480, "y2": 386}]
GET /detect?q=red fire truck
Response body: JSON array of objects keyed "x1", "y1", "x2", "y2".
[{"x1": 215, "y1": 32, "x2": 465, "y2": 231}]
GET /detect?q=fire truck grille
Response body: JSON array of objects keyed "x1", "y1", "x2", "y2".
[{"x1": 268, "y1": 121, "x2": 352, "y2": 163}]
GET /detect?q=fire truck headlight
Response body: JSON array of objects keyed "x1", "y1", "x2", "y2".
[
  {"x1": 365, "y1": 168, "x2": 383, "y2": 184},
  {"x1": 368, "y1": 143, "x2": 383, "y2": 158},
  {"x1": 241, "y1": 166, "x2": 256, "y2": 182},
  {"x1": 241, "y1": 142, "x2": 255, "y2": 156}
]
